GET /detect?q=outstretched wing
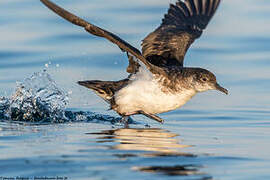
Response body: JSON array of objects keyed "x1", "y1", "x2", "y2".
[
  {"x1": 142, "y1": 0, "x2": 221, "y2": 67},
  {"x1": 40, "y1": 0, "x2": 161, "y2": 74}
]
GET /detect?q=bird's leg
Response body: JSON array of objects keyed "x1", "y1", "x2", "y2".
[
  {"x1": 120, "y1": 115, "x2": 130, "y2": 128},
  {"x1": 137, "y1": 110, "x2": 164, "y2": 124}
]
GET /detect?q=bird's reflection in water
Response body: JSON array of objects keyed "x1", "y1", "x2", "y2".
[
  {"x1": 87, "y1": 128, "x2": 211, "y2": 179},
  {"x1": 90, "y1": 128, "x2": 191, "y2": 155},
  {"x1": 132, "y1": 165, "x2": 209, "y2": 177}
]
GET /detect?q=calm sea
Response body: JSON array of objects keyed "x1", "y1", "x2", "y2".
[{"x1": 0, "y1": 0, "x2": 270, "y2": 179}]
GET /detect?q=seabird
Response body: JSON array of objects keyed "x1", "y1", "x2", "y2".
[{"x1": 40, "y1": 0, "x2": 228, "y2": 124}]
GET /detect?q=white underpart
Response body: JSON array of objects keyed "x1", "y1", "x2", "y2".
[{"x1": 114, "y1": 66, "x2": 197, "y2": 115}]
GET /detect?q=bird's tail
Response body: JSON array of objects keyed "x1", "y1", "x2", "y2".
[{"x1": 78, "y1": 79, "x2": 129, "y2": 102}]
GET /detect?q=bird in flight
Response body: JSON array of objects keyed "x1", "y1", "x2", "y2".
[{"x1": 41, "y1": 0, "x2": 228, "y2": 124}]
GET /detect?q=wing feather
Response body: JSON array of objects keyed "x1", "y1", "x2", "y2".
[
  {"x1": 40, "y1": 0, "x2": 162, "y2": 74},
  {"x1": 142, "y1": 0, "x2": 221, "y2": 67}
]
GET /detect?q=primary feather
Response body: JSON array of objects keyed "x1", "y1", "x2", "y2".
[{"x1": 142, "y1": 0, "x2": 221, "y2": 67}]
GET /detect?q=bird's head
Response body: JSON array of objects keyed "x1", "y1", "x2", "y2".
[{"x1": 191, "y1": 68, "x2": 228, "y2": 95}]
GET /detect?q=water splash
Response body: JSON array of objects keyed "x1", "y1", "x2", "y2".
[
  {"x1": 0, "y1": 70, "x2": 125, "y2": 124},
  {"x1": 0, "y1": 96, "x2": 9, "y2": 119},
  {"x1": 8, "y1": 70, "x2": 69, "y2": 123}
]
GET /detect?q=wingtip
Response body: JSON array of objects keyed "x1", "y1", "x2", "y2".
[
  {"x1": 40, "y1": 0, "x2": 52, "y2": 7},
  {"x1": 40, "y1": 0, "x2": 89, "y2": 27}
]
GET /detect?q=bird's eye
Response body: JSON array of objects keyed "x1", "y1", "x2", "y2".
[{"x1": 202, "y1": 78, "x2": 207, "y2": 82}]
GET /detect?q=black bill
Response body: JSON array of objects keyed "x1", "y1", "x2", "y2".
[{"x1": 215, "y1": 83, "x2": 228, "y2": 95}]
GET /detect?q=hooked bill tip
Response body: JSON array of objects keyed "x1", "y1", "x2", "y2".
[{"x1": 215, "y1": 83, "x2": 228, "y2": 95}]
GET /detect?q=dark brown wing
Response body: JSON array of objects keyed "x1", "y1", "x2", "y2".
[
  {"x1": 142, "y1": 0, "x2": 221, "y2": 67},
  {"x1": 40, "y1": 0, "x2": 162, "y2": 74}
]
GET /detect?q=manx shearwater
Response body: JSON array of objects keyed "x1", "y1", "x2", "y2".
[{"x1": 41, "y1": 0, "x2": 228, "y2": 124}]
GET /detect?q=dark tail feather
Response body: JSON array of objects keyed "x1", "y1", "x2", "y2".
[
  {"x1": 78, "y1": 81, "x2": 107, "y2": 94},
  {"x1": 78, "y1": 81, "x2": 113, "y2": 101},
  {"x1": 78, "y1": 79, "x2": 129, "y2": 101}
]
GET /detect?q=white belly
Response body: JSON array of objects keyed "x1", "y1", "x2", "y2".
[{"x1": 114, "y1": 70, "x2": 196, "y2": 115}]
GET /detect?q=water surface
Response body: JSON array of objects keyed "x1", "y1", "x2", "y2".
[{"x1": 0, "y1": 0, "x2": 270, "y2": 179}]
